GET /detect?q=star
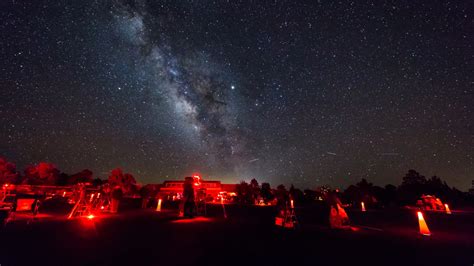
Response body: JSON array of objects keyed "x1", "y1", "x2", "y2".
[{"x1": 0, "y1": 0, "x2": 471, "y2": 190}]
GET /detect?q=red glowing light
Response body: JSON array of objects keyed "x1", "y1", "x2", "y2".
[
  {"x1": 87, "y1": 214, "x2": 95, "y2": 219},
  {"x1": 444, "y1": 204, "x2": 451, "y2": 214},
  {"x1": 193, "y1": 174, "x2": 201, "y2": 186},
  {"x1": 417, "y1": 211, "x2": 431, "y2": 236}
]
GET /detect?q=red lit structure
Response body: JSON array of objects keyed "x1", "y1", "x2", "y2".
[{"x1": 155, "y1": 178, "x2": 237, "y2": 201}]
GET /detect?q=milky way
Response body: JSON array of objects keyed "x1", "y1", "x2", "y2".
[
  {"x1": 111, "y1": 2, "x2": 255, "y2": 176},
  {"x1": 0, "y1": 1, "x2": 472, "y2": 189}
]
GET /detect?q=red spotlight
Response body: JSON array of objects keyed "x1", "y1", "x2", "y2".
[{"x1": 193, "y1": 174, "x2": 201, "y2": 186}]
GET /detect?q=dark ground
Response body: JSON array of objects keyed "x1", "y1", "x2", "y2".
[{"x1": 0, "y1": 203, "x2": 473, "y2": 266}]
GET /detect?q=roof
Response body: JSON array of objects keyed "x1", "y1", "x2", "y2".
[{"x1": 163, "y1": 180, "x2": 221, "y2": 184}]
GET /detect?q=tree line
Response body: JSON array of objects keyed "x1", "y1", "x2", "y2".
[
  {"x1": 0, "y1": 157, "x2": 135, "y2": 190},
  {"x1": 235, "y1": 169, "x2": 472, "y2": 207},
  {"x1": 1, "y1": 156, "x2": 472, "y2": 206}
]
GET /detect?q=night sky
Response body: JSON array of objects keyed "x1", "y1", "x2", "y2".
[{"x1": 1, "y1": 1, "x2": 472, "y2": 190}]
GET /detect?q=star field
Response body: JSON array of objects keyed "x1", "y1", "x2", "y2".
[{"x1": 0, "y1": 1, "x2": 472, "y2": 189}]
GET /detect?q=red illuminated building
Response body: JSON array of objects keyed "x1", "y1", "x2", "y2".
[{"x1": 154, "y1": 177, "x2": 237, "y2": 201}]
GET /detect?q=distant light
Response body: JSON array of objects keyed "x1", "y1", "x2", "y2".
[
  {"x1": 156, "y1": 199, "x2": 162, "y2": 212},
  {"x1": 444, "y1": 204, "x2": 451, "y2": 214},
  {"x1": 193, "y1": 175, "x2": 201, "y2": 186},
  {"x1": 87, "y1": 214, "x2": 95, "y2": 219},
  {"x1": 231, "y1": 85, "x2": 235, "y2": 90},
  {"x1": 118, "y1": 87, "x2": 122, "y2": 90}
]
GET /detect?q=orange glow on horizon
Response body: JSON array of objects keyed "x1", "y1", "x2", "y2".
[{"x1": 87, "y1": 214, "x2": 95, "y2": 219}]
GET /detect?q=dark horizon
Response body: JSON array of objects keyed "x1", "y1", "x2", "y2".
[{"x1": 1, "y1": 157, "x2": 470, "y2": 194}]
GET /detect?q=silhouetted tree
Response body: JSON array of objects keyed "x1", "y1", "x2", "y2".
[
  {"x1": 0, "y1": 157, "x2": 20, "y2": 184},
  {"x1": 23, "y1": 162, "x2": 59, "y2": 185},
  {"x1": 69, "y1": 169, "x2": 93, "y2": 184},
  {"x1": 92, "y1": 178, "x2": 104, "y2": 187},
  {"x1": 56, "y1": 173, "x2": 70, "y2": 186},
  {"x1": 289, "y1": 184, "x2": 304, "y2": 205},
  {"x1": 108, "y1": 168, "x2": 124, "y2": 187},
  {"x1": 426, "y1": 175, "x2": 451, "y2": 199},
  {"x1": 398, "y1": 169, "x2": 427, "y2": 204},
  {"x1": 249, "y1": 178, "x2": 260, "y2": 203},
  {"x1": 235, "y1": 181, "x2": 253, "y2": 204},
  {"x1": 260, "y1": 183, "x2": 274, "y2": 202},
  {"x1": 303, "y1": 189, "x2": 318, "y2": 203},
  {"x1": 275, "y1": 184, "x2": 288, "y2": 208},
  {"x1": 23, "y1": 165, "x2": 36, "y2": 184},
  {"x1": 289, "y1": 184, "x2": 295, "y2": 195},
  {"x1": 108, "y1": 168, "x2": 138, "y2": 196},
  {"x1": 382, "y1": 184, "x2": 397, "y2": 207},
  {"x1": 402, "y1": 170, "x2": 427, "y2": 186},
  {"x1": 344, "y1": 179, "x2": 377, "y2": 206},
  {"x1": 123, "y1": 173, "x2": 137, "y2": 194}
]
